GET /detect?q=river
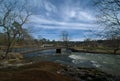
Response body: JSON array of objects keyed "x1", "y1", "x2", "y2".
[{"x1": 24, "y1": 49, "x2": 120, "y2": 76}]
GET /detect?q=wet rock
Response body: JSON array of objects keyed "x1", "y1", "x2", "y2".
[
  {"x1": 86, "y1": 77, "x2": 92, "y2": 81},
  {"x1": 58, "y1": 66, "x2": 115, "y2": 81}
]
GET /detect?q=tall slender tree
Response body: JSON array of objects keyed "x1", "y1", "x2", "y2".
[{"x1": 61, "y1": 31, "x2": 69, "y2": 47}]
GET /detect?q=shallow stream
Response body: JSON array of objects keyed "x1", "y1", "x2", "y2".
[{"x1": 24, "y1": 49, "x2": 120, "y2": 76}]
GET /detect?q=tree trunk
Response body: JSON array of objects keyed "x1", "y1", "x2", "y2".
[{"x1": 4, "y1": 43, "x2": 11, "y2": 59}]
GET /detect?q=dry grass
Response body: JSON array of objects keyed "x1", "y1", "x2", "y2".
[{"x1": 74, "y1": 46, "x2": 120, "y2": 54}]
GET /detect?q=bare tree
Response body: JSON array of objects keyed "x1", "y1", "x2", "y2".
[
  {"x1": 95, "y1": 0, "x2": 120, "y2": 54},
  {"x1": 61, "y1": 31, "x2": 69, "y2": 47},
  {"x1": 0, "y1": 0, "x2": 31, "y2": 58}
]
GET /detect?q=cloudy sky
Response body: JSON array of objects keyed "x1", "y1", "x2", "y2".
[{"x1": 26, "y1": 0, "x2": 100, "y2": 41}]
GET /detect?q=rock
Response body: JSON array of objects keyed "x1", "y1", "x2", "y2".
[
  {"x1": 86, "y1": 77, "x2": 92, "y2": 81},
  {"x1": 58, "y1": 67, "x2": 115, "y2": 81},
  {"x1": 0, "y1": 52, "x2": 24, "y2": 68},
  {"x1": 57, "y1": 71, "x2": 61, "y2": 74},
  {"x1": 7, "y1": 53, "x2": 23, "y2": 59}
]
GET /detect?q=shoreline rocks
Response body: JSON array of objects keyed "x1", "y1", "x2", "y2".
[
  {"x1": 0, "y1": 52, "x2": 31, "y2": 68},
  {"x1": 57, "y1": 65, "x2": 119, "y2": 81},
  {"x1": 0, "y1": 61, "x2": 119, "y2": 81}
]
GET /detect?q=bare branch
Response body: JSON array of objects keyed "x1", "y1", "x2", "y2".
[{"x1": 0, "y1": 0, "x2": 32, "y2": 57}]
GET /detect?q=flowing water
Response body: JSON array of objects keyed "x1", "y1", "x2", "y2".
[{"x1": 24, "y1": 49, "x2": 120, "y2": 76}]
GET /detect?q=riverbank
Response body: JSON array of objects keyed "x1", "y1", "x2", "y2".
[
  {"x1": 70, "y1": 48, "x2": 120, "y2": 55},
  {"x1": 0, "y1": 61, "x2": 119, "y2": 81}
]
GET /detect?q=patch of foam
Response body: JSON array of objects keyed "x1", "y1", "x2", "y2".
[
  {"x1": 93, "y1": 63, "x2": 101, "y2": 68},
  {"x1": 91, "y1": 60, "x2": 101, "y2": 68},
  {"x1": 91, "y1": 60, "x2": 97, "y2": 64},
  {"x1": 72, "y1": 59, "x2": 85, "y2": 64},
  {"x1": 69, "y1": 55, "x2": 86, "y2": 60}
]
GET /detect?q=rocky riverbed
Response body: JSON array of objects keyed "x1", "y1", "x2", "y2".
[
  {"x1": 58, "y1": 65, "x2": 119, "y2": 81},
  {"x1": 0, "y1": 61, "x2": 119, "y2": 81}
]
